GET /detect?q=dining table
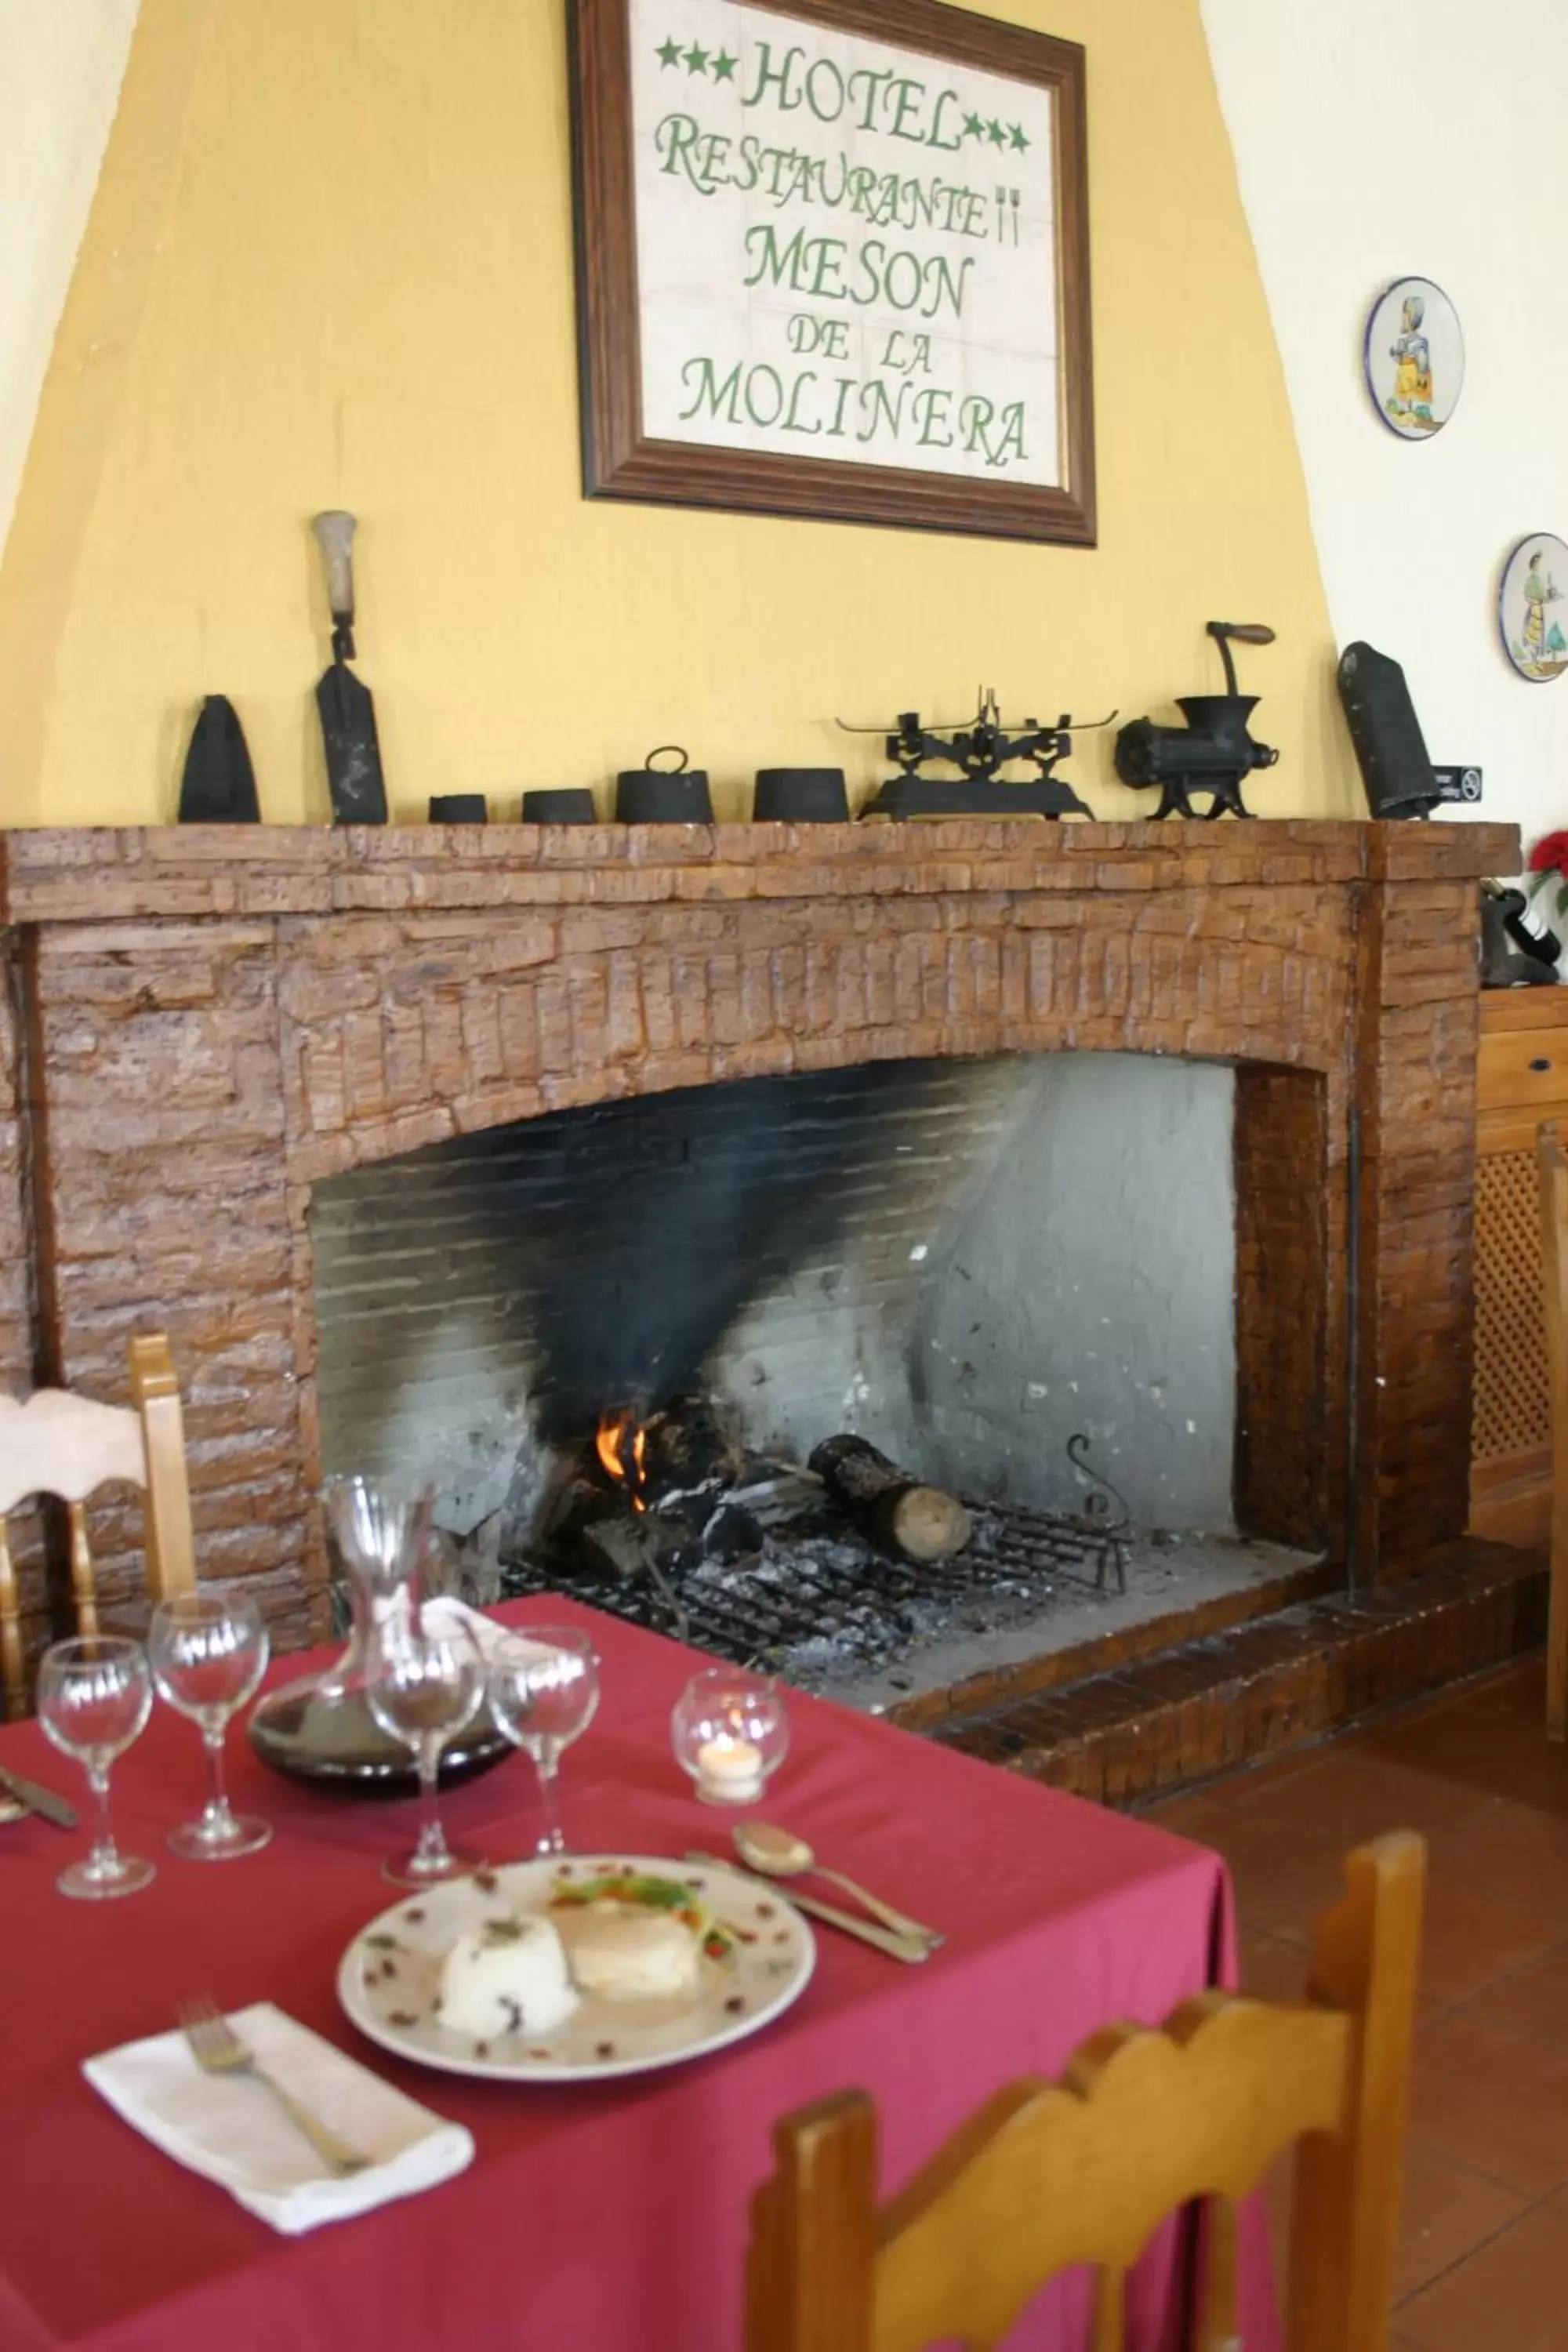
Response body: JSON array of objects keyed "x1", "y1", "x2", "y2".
[{"x1": 0, "y1": 1595, "x2": 1279, "y2": 2352}]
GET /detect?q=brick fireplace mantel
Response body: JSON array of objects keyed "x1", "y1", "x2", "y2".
[{"x1": 0, "y1": 818, "x2": 1516, "y2": 1663}]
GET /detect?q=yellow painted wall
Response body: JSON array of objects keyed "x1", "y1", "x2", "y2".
[{"x1": 0, "y1": 0, "x2": 1359, "y2": 828}]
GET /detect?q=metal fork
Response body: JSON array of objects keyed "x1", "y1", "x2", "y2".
[{"x1": 178, "y1": 1998, "x2": 371, "y2": 2177}]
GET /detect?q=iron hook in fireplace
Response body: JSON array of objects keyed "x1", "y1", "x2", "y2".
[{"x1": 1063, "y1": 1434, "x2": 1131, "y2": 1596}]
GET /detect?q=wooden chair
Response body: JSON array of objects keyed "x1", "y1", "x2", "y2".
[
  {"x1": 0, "y1": 1333, "x2": 198, "y2": 1715},
  {"x1": 1538, "y1": 1121, "x2": 1568, "y2": 1740},
  {"x1": 747, "y1": 1831, "x2": 1425, "y2": 2352}
]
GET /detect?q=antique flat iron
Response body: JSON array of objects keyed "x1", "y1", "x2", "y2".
[{"x1": 177, "y1": 695, "x2": 260, "y2": 822}]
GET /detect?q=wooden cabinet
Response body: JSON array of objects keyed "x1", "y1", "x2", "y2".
[{"x1": 1471, "y1": 989, "x2": 1568, "y2": 1546}]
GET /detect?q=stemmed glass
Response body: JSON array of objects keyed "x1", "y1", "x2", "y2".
[
  {"x1": 36, "y1": 1635, "x2": 155, "y2": 1900},
  {"x1": 365, "y1": 1613, "x2": 487, "y2": 1886},
  {"x1": 149, "y1": 1592, "x2": 272, "y2": 1860},
  {"x1": 488, "y1": 1628, "x2": 601, "y2": 1857}
]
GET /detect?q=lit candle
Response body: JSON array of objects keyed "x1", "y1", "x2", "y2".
[{"x1": 694, "y1": 1733, "x2": 764, "y2": 1804}]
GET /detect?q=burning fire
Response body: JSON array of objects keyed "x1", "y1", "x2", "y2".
[{"x1": 596, "y1": 1406, "x2": 649, "y2": 1513}]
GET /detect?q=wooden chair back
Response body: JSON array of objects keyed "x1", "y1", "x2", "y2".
[
  {"x1": 1538, "y1": 1120, "x2": 1568, "y2": 1739},
  {"x1": 747, "y1": 1831, "x2": 1425, "y2": 2352},
  {"x1": 0, "y1": 1333, "x2": 198, "y2": 1715}
]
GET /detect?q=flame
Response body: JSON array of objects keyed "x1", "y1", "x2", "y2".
[{"x1": 595, "y1": 1408, "x2": 649, "y2": 1513}]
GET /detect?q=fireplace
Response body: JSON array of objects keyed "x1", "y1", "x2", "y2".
[
  {"x1": 0, "y1": 817, "x2": 1512, "y2": 1710},
  {"x1": 307, "y1": 1048, "x2": 1279, "y2": 1704}
]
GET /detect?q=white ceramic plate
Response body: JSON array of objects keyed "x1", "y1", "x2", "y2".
[{"x1": 336, "y1": 1852, "x2": 815, "y2": 2083}]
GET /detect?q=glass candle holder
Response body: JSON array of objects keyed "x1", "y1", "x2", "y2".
[{"x1": 672, "y1": 1668, "x2": 789, "y2": 1806}]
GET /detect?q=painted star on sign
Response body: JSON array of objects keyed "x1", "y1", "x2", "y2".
[
  {"x1": 963, "y1": 111, "x2": 986, "y2": 140},
  {"x1": 986, "y1": 117, "x2": 1007, "y2": 146},
  {"x1": 656, "y1": 35, "x2": 682, "y2": 66},
  {"x1": 684, "y1": 41, "x2": 710, "y2": 71},
  {"x1": 1009, "y1": 123, "x2": 1029, "y2": 151},
  {"x1": 711, "y1": 49, "x2": 738, "y2": 80}
]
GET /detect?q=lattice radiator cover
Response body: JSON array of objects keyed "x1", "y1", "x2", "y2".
[{"x1": 1474, "y1": 1147, "x2": 1551, "y2": 1464}]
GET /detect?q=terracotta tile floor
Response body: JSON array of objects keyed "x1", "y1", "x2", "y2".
[{"x1": 1147, "y1": 1653, "x2": 1568, "y2": 2348}]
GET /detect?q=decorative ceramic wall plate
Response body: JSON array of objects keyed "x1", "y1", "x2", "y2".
[
  {"x1": 1363, "y1": 276, "x2": 1464, "y2": 439},
  {"x1": 1500, "y1": 535, "x2": 1568, "y2": 682}
]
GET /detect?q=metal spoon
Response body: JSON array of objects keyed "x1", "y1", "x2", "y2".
[{"x1": 733, "y1": 1822, "x2": 944, "y2": 1949}]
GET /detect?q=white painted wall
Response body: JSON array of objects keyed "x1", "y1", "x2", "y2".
[
  {"x1": 1200, "y1": 0, "x2": 1568, "y2": 860},
  {"x1": 0, "y1": 0, "x2": 137, "y2": 560}
]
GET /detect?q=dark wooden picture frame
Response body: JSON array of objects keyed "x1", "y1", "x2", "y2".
[{"x1": 570, "y1": 0, "x2": 1095, "y2": 544}]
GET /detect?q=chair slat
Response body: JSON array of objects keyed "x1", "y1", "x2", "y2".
[
  {"x1": 1198, "y1": 2192, "x2": 1240, "y2": 2350},
  {"x1": 129, "y1": 1334, "x2": 197, "y2": 1601},
  {"x1": 760, "y1": 2092, "x2": 877, "y2": 2352},
  {"x1": 1090, "y1": 2267, "x2": 1123, "y2": 2352},
  {"x1": 1287, "y1": 1833, "x2": 1424, "y2": 2352},
  {"x1": 67, "y1": 1501, "x2": 99, "y2": 1638}
]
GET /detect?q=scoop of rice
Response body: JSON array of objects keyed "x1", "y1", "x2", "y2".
[
  {"x1": 438, "y1": 1915, "x2": 579, "y2": 2038},
  {"x1": 557, "y1": 1900, "x2": 701, "y2": 2002}
]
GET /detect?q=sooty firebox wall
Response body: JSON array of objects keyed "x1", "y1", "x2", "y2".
[{"x1": 309, "y1": 1050, "x2": 1238, "y2": 1550}]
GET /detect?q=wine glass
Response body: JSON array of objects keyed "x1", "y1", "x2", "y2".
[
  {"x1": 36, "y1": 1635, "x2": 155, "y2": 1900},
  {"x1": 487, "y1": 1627, "x2": 601, "y2": 1856},
  {"x1": 149, "y1": 1591, "x2": 272, "y2": 1860},
  {"x1": 365, "y1": 1613, "x2": 487, "y2": 1886}
]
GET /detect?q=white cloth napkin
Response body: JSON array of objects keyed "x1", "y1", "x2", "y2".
[
  {"x1": 83, "y1": 2002, "x2": 475, "y2": 2234},
  {"x1": 423, "y1": 1596, "x2": 560, "y2": 1669}
]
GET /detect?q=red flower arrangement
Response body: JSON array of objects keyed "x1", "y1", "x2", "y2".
[{"x1": 1530, "y1": 831, "x2": 1568, "y2": 916}]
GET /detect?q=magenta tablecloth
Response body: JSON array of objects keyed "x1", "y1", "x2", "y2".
[{"x1": 0, "y1": 1599, "x2": 1278, "y2": 2352}]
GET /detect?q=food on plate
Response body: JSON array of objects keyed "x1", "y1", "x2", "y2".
[
  {"x1": 437, "y1": 1914, "x2": 579, "y2": 2038},
  {"x1": 547, "y1": 1868, "x2": 739, "y2": 2002},
  {"x1": 555, "y1": 1902, "x2": 702, "y2": 2002}
]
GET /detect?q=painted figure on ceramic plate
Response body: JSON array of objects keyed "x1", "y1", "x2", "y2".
[
  {"x1": 1501, "y1": 534, "x2": 1568, "y2": 681},
  {"x1": 1519, "y1": 550, "x2": 1566, "y2": 677},
  {"x1": 1387, "y1": 294, "x2": 1435, "y2": 431},
  {"x1": 1363, "y1": 275, "x2": 1463, "y2": 440}
]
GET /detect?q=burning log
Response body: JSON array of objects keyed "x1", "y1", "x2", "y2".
[
  {"x1": 535, "y1": 1466, "x2": 615, "y2": 1549},
  {"x1": 807, "y1": 1434, "x2": 971, "y2": 1565},
  {"x1": 538, "y1": 1394, "x2": 758, "y2": 1588},
  {"x1": 640, "y1": 1393, "x2": 746, "y2": 1504}
]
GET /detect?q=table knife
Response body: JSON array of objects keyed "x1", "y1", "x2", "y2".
[
  {"x1": 0, "y1": 1765, "x2": 78, "y2": 1829},
  {"x1": 686, "y1": 1852, "x2": 931, "y2": 1965}
]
